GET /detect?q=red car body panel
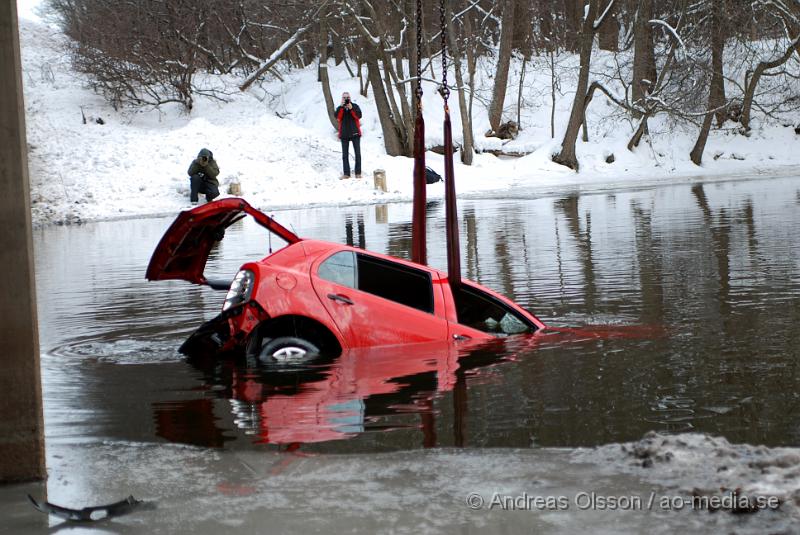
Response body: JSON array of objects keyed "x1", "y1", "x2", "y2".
[
  {"x1": 309, "y1": 244, "x2": 450, "y2": 347},
  {"x1": 146, "y1": 198, "x2": 299, "y2": 285},
  {"x1": 146, "y1": 200, "x2": 547, "y2": 356}
]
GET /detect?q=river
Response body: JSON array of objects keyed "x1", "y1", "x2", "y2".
[{"x1": 32, "y1": 175, "x2": 800, "y2": 453}]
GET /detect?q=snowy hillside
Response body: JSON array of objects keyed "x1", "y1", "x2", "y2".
[{"x1": 18, "y1": 17, "x2": 800, "y2": 226}]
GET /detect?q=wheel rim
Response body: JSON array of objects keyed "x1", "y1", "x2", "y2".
[{"x1": 271, "y1": 346, "x2": 308, "y2": 361}]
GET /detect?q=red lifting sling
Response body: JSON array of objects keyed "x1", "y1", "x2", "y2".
[{"x1": 411, "y1": 0, "x2": 461, "y2": 288}]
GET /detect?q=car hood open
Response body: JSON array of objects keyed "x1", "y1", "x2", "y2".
[{"x1": 146, "y1": 198, "x2": 300, "y2": 285}]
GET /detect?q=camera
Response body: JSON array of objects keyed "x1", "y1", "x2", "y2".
[
  {"x1": 201, "y1": 156, "x2": 208, "y2": 162},
  {"x1": 345, "y1": 97, "x2": 351, "y2": 105}
]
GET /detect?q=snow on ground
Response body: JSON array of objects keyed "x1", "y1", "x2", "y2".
[
  {"x1": 575, "y1": 432, "x2": 800, "y2": 517},
  {"x1": 17, "y1": 18, "x2": 800, "y2": 227},
  {"x1": 3, "y1": 432, "x2": 798, "y2": 533}
]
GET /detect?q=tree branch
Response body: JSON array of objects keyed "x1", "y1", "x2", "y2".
[{"x1": 239, "y1": 1, "x2": 330, "y2": 91}]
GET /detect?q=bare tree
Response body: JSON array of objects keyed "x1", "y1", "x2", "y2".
[
  {"x1": 708, "y1": 2, "x2": 729, "y2": 127},
  {"x1": 740, "y1": 0, "x2": 800, "y2": 131},
  {"x1": 48, "y1": 0, "x2": 325, "y2": 111},
  {"x1": 488, "y1": 0, "x2": 516, "y2": 133},
  {"x1": 318, "y1": 13, "x2": 339, "y2": 130},
  {"x1": 598, "y1": 0, "x2": 619, "y2": 51},
  {"x1": 345, "y1": 0, "x2": 414, "y2": 156},
  {"x1": 448, "y1": 0, "x2": 475, "y2": 164},
  {"x1": 632, "y1": 0, "x2": 656, "y2": 118},
  {"x1": 690, "y1": 7, "x2": 725, "y2": 165},
  {"x1": 553, "y1": 0, "x2": 606, "y2": 171},
  {"x1": 239, "y1": 2, "x2": 330, "y2": 91},
  {"x1": 46, "y1": 0, "x2": 800, "y2": 169}
]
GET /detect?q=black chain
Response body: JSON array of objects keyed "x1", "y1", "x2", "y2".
[
  {"x1": 415, "y1": 0, "x2": 423, "y2": 103},
  {"x1": 438, "y1": 0, "x2": 450, "y2": 102}
]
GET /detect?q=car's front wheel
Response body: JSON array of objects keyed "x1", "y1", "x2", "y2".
[{"x1": 258, "y1": 336, "x2": 320, "y2": 364}]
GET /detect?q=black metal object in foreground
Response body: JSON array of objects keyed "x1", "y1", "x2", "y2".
[
  {"x1": 28, "y1": 494, "x2": 150, "y2": 522},
  {"x1": 411, "y1": 0, "x2": 426, "y2": 266}
]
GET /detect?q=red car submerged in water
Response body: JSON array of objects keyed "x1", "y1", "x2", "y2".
[{"x1": 146, "y1": 199, "x2": 546, "y2": 362}]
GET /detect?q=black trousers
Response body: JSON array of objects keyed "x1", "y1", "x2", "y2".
[
  {"x1": 190, "y1": 174, "x2": 219, "y2": 202},
  {"x1": 341, "y1": 136, "x2": 361, "y2": 176}
]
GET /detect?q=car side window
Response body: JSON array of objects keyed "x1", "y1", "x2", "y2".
[
  {"x1": 452, "y1": 285, "x2": 536, "y2": 335},
  {"x1": 355, "y1": 253, "x2": 434, "y2": 313},
  {"x1": 318, "y1": 251, "x2": 356, "y2": 289}
]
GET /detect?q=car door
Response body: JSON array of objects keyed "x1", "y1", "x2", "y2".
[
  {"x1": 146, "y1": 198, "x2": 299, "y2": 285},
  {"x1": 445, "y1": 281, "x2": 544, "y2": 340},
  {"x1": 311, "y1": 250, "x2": 449, "y2": 347}
]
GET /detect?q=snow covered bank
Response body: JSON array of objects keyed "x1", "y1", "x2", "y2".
[
  {"x1": 2, "y1": 432, "x2": 797, "y2": 533},
  {"x1": 575, "y1": 432, "x2": 800, "y2": 519},
  {"x1": 18, "y1": 18, "x2": 800, "y2": 227}
]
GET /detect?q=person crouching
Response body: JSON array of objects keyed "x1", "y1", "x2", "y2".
[{"x1": 188, "y1": 148, "x2": 220, "y2": 204}]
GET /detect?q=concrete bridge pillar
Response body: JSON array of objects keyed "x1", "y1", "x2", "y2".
[{"x1": 0, "y1": 0, "x2": 46, "y2": 482}]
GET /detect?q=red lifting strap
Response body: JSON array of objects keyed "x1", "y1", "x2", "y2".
[
  {"x1": 443, "y1": 107, "x2": 461, "y2": 288},
  {"x1": 439, "y1": 0, "x2": 461, "y2": 288},
  {"x1": 411, "y1": 0, "x2": 461, "y2": 288}
]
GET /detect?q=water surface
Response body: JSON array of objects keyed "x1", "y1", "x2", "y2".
[{"x1": 34, "y1": 176, "x2": 800, "y2": 452}]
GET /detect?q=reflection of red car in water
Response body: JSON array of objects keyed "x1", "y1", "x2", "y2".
[
  {"x1": 146, "y1": 199, "x2": 546, "y2": 362},
  {"x1": 155, "y1": 326, "x2": 663, "y2": 447},
  {"x1": 232, "y1": 342, "x2": 467, "y2": 445},
  {"x1": 156, "y1": 339, "x2": 517, "y2": 446}
]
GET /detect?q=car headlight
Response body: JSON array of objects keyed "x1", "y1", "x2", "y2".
[{"x1": 222, "y1": 269, "x2": 255, "y2": 311}]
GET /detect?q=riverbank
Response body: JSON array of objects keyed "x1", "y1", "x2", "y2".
[
  {"x1": 2, "y1": 432, "x2": 797, "y2": 534},
  {"x1": 18, "y1": 18, "x2": 800, "y2": 227}
]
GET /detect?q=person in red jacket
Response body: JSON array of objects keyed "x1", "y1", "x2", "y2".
[{"x1": 335, "y1": 92, "x2": 363, "y2": 179}]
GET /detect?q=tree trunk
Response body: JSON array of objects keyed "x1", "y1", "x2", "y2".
[
  {"x1": 539, "y1": 0, "x2": 554, "y2": 51},
  {"x1": 375, "y1": 33, "x2": 412, "y2": 154},
  {"x1": 378, "y1": 54, "x2": 410, "y2": 155},
  {"x1": 553, "y1": 0, "x2": 599, "y2": 171},
  {"x1": 550, "y1": 48, "x2": 556, "y2": 138},
  {"x1": 357, "y1": 58, "x2": 368, "y2": 97},
  {"x1": 690, "y1": 99, "x2": 715, "y2": 165},
  {"x1": 627, "y1": 11, "x2": 685, "y2": 151},
  {"x1": 564, "y1": 0, "x2": 582, "y2": 52},
  {"x1": 332, "y1": 31, "x2": 345, "y2": 65},
  {"x1": 318, "y1": 17, "x2": 337, "y2": 130},
  {"x1": 447, "y1": 0, "x2": 474, "y2": 165},
  {"x1": 409, "y1": 0, "x2": 419, "y2": 120},
  {"x1": 517, "y1": 55, "x2": 527, "y2": 128},
  {"x1": 366, "y1": 47, "x2": 404, "y2": 156},
  {"x1": 597, "y1": 0, "x2": 618, "y2": 51},
  {"x1": 422, "y1": 7, "x2": 437, "y2": 81},
  {"x1": 353, "y1": 0, "x2": 412, "y2": 155},
  {"x1": 512, "y1": 2, "x2": 534, "y2": 58},
  {"x1": 709, "y1": 8, "x2": 727, "y2": 127},
  {"x1": 391, "y1": 56, "x2": 414, "y2": 155},
  {"x1": 628, "y1": 115, "x2": 648, "y2": 151},
  {"x1": 488, "y1": 0, "x2": 516, "y2": 133},
  {"x1": 691, "y1": 9, "x2": 725, "y2": 166},
  {"x1": 632, "y1": 0, "x2": 655, "y2": 118},
  {"x1": 463, "y1": 11, "x2": 477, "y2": 124}
]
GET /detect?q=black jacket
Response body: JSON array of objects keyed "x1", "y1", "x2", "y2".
[{"x1": 335, "y1": 103, "x2": 362, "y2": 139}]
